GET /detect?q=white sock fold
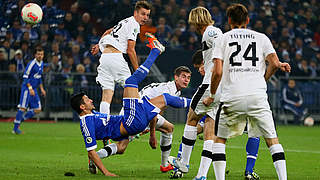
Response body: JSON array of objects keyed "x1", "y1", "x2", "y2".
[
  {"x1": 196, "y1": 140, "x2": 214, "y2": 178},
  {"x1": 100, "y1": 101, "x2": 110, "y2": 114},
  {"x1": 269, "y1": 144, "x2": 287, "y2": 180},
  {"x1": 160, "y1": 132, "x2": 173, "y2": 166},
  {"x1": 212, "y1": 143, "x2": 226, "y2": 180},
  {"x1": 181, "y1": 124, "x2": 197, "y2": 166}
]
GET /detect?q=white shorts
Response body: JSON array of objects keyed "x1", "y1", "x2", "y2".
[
  {"x1": 216, "y1": 94, "x2": 277, "y2": 139},
  {"x1": 190, "y1": 84, "x2": 219, "y2": 116},
  {"x1": 96, "y1": 53, "x2": 131, "y2": 90}
]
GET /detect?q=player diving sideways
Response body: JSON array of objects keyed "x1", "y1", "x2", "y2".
[{"x1": 70, "y1": 33, "x2": 188, "y2": 176}]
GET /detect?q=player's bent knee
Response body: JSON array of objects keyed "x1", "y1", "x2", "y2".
[
  {"x1": 265, "y1": 137, "x2": 279, "y2": 147},
  {"x1": 34, "y1": 109, "x2": 41, "y2": 114}
]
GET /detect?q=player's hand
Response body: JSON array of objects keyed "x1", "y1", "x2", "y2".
[
  {"x1": 104, "y1": 171, "x2": 118, "y2": 177},
  {"x1": 41, "y1": 89, "x2": 46, "y2": 97},
  {"x1": 91, "y1": 44, "x2": 99, "y2": 55},
  {"x1": 280, "y1": 62, "x2": 291, "y2": 72},
  {"x1": 140, "y1": 128, "x2": 150, "y2": 136},
  {"x1": 203, "y1": 97, "x2": 214, "y2": 107},
  {"x1": 149, "y1": 134, "x2": 157, "y2": 149},
  {"x1": 29, "y1": 89, "x2": 35, "y2": 96}
]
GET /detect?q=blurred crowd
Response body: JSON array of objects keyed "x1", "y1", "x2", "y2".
[{"x1": 0, "y1": 0, "x2": 320, "y2": 80}]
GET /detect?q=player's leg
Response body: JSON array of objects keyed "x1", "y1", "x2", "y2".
[
  {"x1": 156, "y1": 115, "x2": 174, "y2": 172},
  {"x1": 100, "y1": 89, "x2": 113, "y2": 114},
  {"x1": 13, "y1": 88, "x2": 29, "y2": 134},
  {"x1": 26, "y1": 92, "x2": 42, "y2": 120},
  {"x1": 245, "y1": 137, "x2": 260, "y2": 179},
  {"x1": 212, "y1": 137, "x2": 227, "y2": 180},
  {"x1": 265, "y1": 138, "x2": 287, "y2": 180},
  {"x1": 249, "y1": 95, "x2": 287, "y2": 180},
  {"x1": 195, "y1": 115, "x2": 215, "y2": 179},
  {"x1": 123, "y1": 33, "x2": 164, "y2": 98}
]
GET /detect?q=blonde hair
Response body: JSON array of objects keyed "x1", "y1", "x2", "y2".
[
  {"x1": 188, "y1": 7, "x2": 214, "y2": 32},
  {"x1": 76, "y1": 64, "x2": 85, "y2": 72}
]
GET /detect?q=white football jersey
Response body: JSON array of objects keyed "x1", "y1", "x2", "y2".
[
  {"x1": 212, "y1": 28, "x2": 276, "y2": 102},
  {"x1": 139, "y1": 81, "x2": 180, "y2": 99},
  {"x1": 202, "y1": 25, "x2": 223, "y2": 84},
  {"x1": 99, "y1": 16, "x2": 140, "y2": 53}
]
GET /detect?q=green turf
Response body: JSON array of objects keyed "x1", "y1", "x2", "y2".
[{"x1": 1, "y1": 122, "x2": 319, "y2": 180}]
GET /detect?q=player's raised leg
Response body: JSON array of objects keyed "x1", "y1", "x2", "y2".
[{"x1": 123, "y1": 33, "x2": 165, "y2": 98}]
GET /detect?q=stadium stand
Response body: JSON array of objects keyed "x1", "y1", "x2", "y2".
[{"x1": 0, "y1": 0, "x2": 319, "y2": 123}]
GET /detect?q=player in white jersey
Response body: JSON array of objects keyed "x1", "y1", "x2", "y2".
[
  {"x1": 168, "y1": 7, "x2": 223, "y2": 177},
  {"x1": 140, "y1": 66, "x2": 191, "y2": 172},
  {"x1": 91, "y1": 1, "x2": 152, "y2": 115},
  {"x1": 209, "y1": 4, "x2": 290, "y2": 180}
]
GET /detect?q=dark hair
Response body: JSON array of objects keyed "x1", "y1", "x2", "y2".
[
  {"x1": 174, "y1": 66, "x2": 191, "y2": 76},
  {"x1": 135, "y1": 1, "x2": 152, "y2": 11},
  {"x1": 34, "y1": 47, "x2": 44, "y2": 54},
  {"x1": 70, "y1": 92, "x2": 85, "y2": 114},
  {"x1": 226, "y1": 3, "x2": 248, "y2": 26},
  {"x1": 192, "y1": 50, "x2": 203, "y2": 65}
]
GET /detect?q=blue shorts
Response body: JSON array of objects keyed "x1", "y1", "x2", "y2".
[
  {"x1": 18, "y1": 86, "x2": 41, "y2": 109},
  {"x1": 122, "y1": 96, "x2": 160, "y2": 135}
]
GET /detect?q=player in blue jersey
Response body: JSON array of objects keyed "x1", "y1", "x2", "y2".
[
  {"x1": 70, "y1": 34, "x2": 191, "y2": 176},
  {"x1": 12, "y1": 47, "x2": 46, "y2": 134}
]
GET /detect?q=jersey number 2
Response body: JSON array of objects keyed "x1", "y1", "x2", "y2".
[
  {"x1": 111, "y1": 23, "x2": 122, "y2": 38},
  {"x1": 229, "y1": 42, "x2": 259, "y2": 66}
]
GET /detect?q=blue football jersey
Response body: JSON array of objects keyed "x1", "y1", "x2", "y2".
[
  {"x1": 79, "y1": 111, "x2": 123, "y2": 151},
  {"x1": 22, "y1": 59, "x2": 43, "y2": 89}
]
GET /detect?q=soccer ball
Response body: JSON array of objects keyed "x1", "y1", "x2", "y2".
[
  {"x1": 304, "y1": 116, "x2": 314, "y2": 127},
  {"x1": 21, "y1": 3, "x2": 43, "y2": 24}
]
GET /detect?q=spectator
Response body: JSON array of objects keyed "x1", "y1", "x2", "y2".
[
  {"x1": 80, "y1": 12, "x2": 93, "y2": 36},
  {"x1": 12, "y1": 49, "x2": 25, "y2": 73},
  {"x1": 0, "y1": 39, "x2": 15, "y2": 61},
  {"x1": 282, "y1": 79, "x2": 308, "y2": 125},
  {"x1": 20, "y1": 41, "x2": 32, "y2": 64},
  {"x1": 0, "y1": 50, "x2": 8, "y2": 71},
  {"x1": 297, "y1": 59, "x2": 312, "y2": 77}
]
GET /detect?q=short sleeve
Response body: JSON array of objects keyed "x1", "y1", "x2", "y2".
[
  {"x1": 127, "y1": 21, "x2": 140, "y2": 41},
  {"x1": 262, "y1": 35, "x2": 276, "y2": 58},
  {"x1": 212, "y1": 34, "x2": 224, "y2": 60},
  {"x1": 80, "y1": 116, "x2": 97, "y2": 151}
]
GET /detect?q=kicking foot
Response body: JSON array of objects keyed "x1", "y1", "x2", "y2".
[
  {"x1": 160, "y1": 164, "x2": 174, "y2": 172},
  {"x1": 145, "y1": 32, "x2": 165, "y2": 53},
  {"x1": 245, "y1": 171, "x2": 260, "y2": 180},
  {"x1": 168, "y1": 156, "x2": 189, "y2": 173}
]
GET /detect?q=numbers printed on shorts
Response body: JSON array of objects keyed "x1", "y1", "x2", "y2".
[{"x1": 228, "y1": 42, "x2": 259, "y2": 67}]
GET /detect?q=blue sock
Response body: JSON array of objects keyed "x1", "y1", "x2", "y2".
[
  {"x1": 245, "y1": 137, "x2": 260, "y2": 173},
  {"x1": 177, "y1": 142, "x2": 182, "y2": 158},
  {"x1": 23, "y1": 109, "x2": 35, "y2": 121},
  {"x1": 13, "y1": 109, "x2": 24, "y2": 131},
  {"x1": 163, "y1": 93, "x2": 191, "y2": 108},
  {"x1": 125, "y1": 48, "x2": 160, "y2": 88}
]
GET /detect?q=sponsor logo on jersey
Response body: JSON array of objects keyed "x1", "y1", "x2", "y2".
[
  {"x1": 208, "y1": 30, "x2": 217, "y2": 37},
  {"x1": 86, "y1": 137, "x2": 92, "y2": 143}
]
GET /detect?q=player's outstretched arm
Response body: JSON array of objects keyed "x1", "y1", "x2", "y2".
[
  {"x1": 88, "y1": 150, "x2": 117, "y2": 177},
  {"x1": 148, "y1": 116, "x2": 157, "y2": 149}
]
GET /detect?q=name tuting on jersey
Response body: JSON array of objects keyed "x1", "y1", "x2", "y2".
[{"x1": 230, "y1": 33, "x2": 255, "y2": 39}]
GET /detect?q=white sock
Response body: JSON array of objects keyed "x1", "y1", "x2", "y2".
[
  {"x1": 196, "y1": 140, "x2": 214, "y2": 178},
  {"x1": 160, "y1": 132, "x2": 173, "y2": 166},
  {"x1": 181, "y1": 124, "x2": 197, "y2": 166},
  {"x1": 96, "y1": 143, "x2": 117, "y2": 159},
  {"x1": 100, "y1": 102, "x2": 110, "y2": 114},
  {"x1": 212, "y1": 143, "x2": 226, "y2": 180},
  {"x1": 269, "y1": 144, "x2": 287, "y2": 180}
]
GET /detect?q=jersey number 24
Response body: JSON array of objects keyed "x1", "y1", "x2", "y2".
[{"x1": 229, "y1": 42, "x2": 259, "y2": 67}]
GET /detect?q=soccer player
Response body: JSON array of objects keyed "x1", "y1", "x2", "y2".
[
  {"x1": 91, "y1": 1, "x2": 151, "y2": 115},
  {"x1": 138, "y1": 66, "x2": 192, "y2": 172},
  {"x1": 209, "y1": 4, "x2": 290, "y2": 180},
  {"x1": 12, "y1": 47, "x2": 46, "y2": 134},
  {"x1": 167, "y1": 7, "x2": 223, "y2": 177},
  {"x1": 71, "y1": 34, "x2": 193, "y2": 176}
]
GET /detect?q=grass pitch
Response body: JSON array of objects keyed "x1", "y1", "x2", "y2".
[{"x1": 0, "y1": 122, "x2": 319, "y2": 180}]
